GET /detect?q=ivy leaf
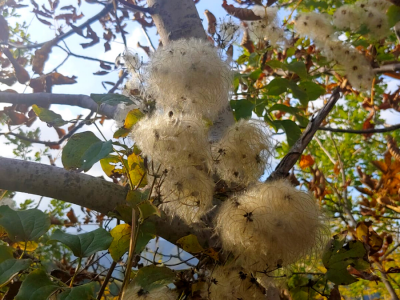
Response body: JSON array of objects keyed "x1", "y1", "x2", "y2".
[
  {"x1": 274, "y1": 120, "x2": 302, "y2": 148},
  {"x1": 176, "y1": 234, "x2": 204, "y2": 254},
  {"x1": 230, "y1": 99, "x2": 255, "y2": 121},
  {"x1": 109, "y1": 224, "x2": 131, "y2": 261},
  {"x1": 90, "y1": 94, "x2": 133, "y2": 106},
  {"x1": 137, "y1": 201, "x2": 161, "y2": 221},
  {"x1": 32, "y1": 105, "x2": 68, "y2": 127},
  {"x1": 81, "y1": 140, "x2": 113, "y2": 172},
  {"x1": 135, "y1": 221, "x2": 156, "y2": 254},
  {"x1": 0, "y1": 206, "x2": 50, "y2": 242},
  {"x1": 49, "y1": 228, "x2": 113, "y2": 258},
  {"x1": 0, "y1": 259, "x2": 32, "y2": 288},
  {"x1": 387, "y1": 5, "x2": 400, "y2": 27},
  {"x1": 62, "y1": 131, "x2": 101, "y2": 170},
  {"x1": 15, "y1": 269, "x2": 60, "y2": 300},
  {"x1": 57, "y1": 282, "x2": 97, "y2": 300},
  {"x1": 133, "y1": 265, "x2": 175, "y2": 292}
]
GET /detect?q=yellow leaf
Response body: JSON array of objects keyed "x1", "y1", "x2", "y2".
[
  {"x1": 203, "y1": 248, "x2": 219, "y2": 261},
  {"x1": 109, "y1": 224, "x2": 131, "y2": 262},
  {"x1": 299, "y1": 154, "x2": 314, "y2": 169},
  {"x1": 100, "y1": 155, "x2": 126, "y2": 178},
  {"x1": 12, "y1": 241, "x2": 38, "y2": 251},
  {"x1": 128, "y1": 153, "x2": 147, "y2": 187},
  {"x1": 124, "y1": 109, "x2": 144, "y2": 129},
  {"x1": 176, "y1": 234, "x2": 204, "y2": 254}
]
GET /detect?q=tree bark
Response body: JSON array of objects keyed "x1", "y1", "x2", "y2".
[
  {"x1": 0, "y1": 156, "x2": 214, "y2": 248},
  {"x1": 0, "y1": 92, "x2": 116, "y2": 118}
]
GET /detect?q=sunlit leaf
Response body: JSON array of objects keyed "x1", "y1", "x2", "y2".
[
  {"x1": 32, "y1": 105, "x2": 67, "y2": 127},
  {"x1": 109, "y1": 224, "x2": 131, "y2": 261}
]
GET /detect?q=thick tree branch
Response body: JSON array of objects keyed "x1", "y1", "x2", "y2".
[
  {"x1": 0, "y1": 92, "x2": 117, "y2": 119},
  {"x1": 374, "y1": 63, "x2": 400, "y2": 74},
  {"x1": 0, "y1": 156, "x2": 212, "y2": 248},
  {"x1": 267, "y1": 87, "x2": 342, "y2": 181},
  {"x1": 7, "y1": 4, "x2": 113, "y2": 50},
  {"x1": 118, "y1": 0, "x2": 153, "y2": 14}
]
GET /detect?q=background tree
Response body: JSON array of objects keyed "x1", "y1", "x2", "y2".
[{"x1": 1, "y1": 0, "x2": 400, "y2": 299}]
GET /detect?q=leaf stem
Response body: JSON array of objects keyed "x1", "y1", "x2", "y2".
[{"x1": 69, "y1": 257, "x2": 82, "y2": 287}]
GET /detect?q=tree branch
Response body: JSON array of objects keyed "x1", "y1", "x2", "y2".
[
  {"x1": 118, "y1": 0, "x2": 153, "y2": 14},
  {"x1": 0, "y1": 156, "x2": 212, "y2": 248},
  {"x1": 0, "y1": 92, "x2": 117, "y2": 119},
  {"x1": 318, "y1": 124, "x2": 400, "y2": 134},
  {"x1": 267, "y1": 87, "x2": 342, "y2": 181},
  {"x1": 7, "y1": 4, "x2": 113, "y2": 50},
  {"x1": 374, "y1": 63, "x2": 400, "y2": 74}
]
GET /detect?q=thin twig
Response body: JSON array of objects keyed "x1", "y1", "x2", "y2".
[
  {"x1": 314, "y1": 136, "x2": 337, "y2": 165},
  {"x1": 97, "y1": 261, "x2": 117, "y2": 300},
  {"x1": 317, "y1": 123, "x2": 400, "y2": 134}
]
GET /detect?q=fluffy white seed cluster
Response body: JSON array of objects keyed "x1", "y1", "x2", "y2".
[
  {"x1": 249, "y1": 6, "x2": 287, "y2": 47},
  {"x1": 206, "y1": 266, "x2": 265, "y2": 300},
  {"x1": 123, "y1": 284, "x2": 178, "y2": 300},
  {"x1": 218, "y1": 19, "x2": 240, "y2": 47},
  {"x1": 0, "y1": 197, "x2": 16, "y2": 209},
  {"x1": 160, "y1": 166, "x2": 214, "y2": 223},
  {"x1": 212, "y1": 120, "x2": 272, "y2": 184},
  {"x1": 294, "y1": 12, "x2": 375, "y2": 90},
  {"x1": 333, "y1": 0, "x2": 390, "y2": 39},
  {"x1": 215, "y1": 180, "x2": 326, "y2": 271},
  {"x1": 132, "y1": 112, "x2": 211, "y2": 168},
  {"x1": 143, "y1": 39, "x2": 232, "y2": 121}
]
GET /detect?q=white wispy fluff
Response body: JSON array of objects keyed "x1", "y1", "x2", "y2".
[
  {"x1": 143, "y1": 39, "x2": 232, "y2": 120},
  {"x1": 215, "y1": 180, "x2": 327, "y2": 271},
  {"x1": 123, "y1": 284, "x2": 177, "y2": 300}
]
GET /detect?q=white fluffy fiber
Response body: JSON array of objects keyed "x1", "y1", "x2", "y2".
[
  {"x1": 212, "y1": 119, "x2": 272, "y2": 184},
  {"x1": 160, "y1": 166, "x2": 214, "y2": 223},
  {"x1": 294, "y1": 12, "x2": 375, "y2": 90},
  {"x1": 131, "y1": 112, "x2": 212, "y2": 168},
  {"x1": 206, "y1": 266, "x2": 265, "y2": 299},
  {"x1": 123, "y1": 284, "x2": 177, "y2": 300},
  {"x1": 144, "y1": 38, "x2": 232, "y2": 120},
  {"x1": 215, "y1": 180, "x2": 327, "y2": 271}
]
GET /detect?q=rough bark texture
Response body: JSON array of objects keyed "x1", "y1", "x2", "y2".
[
  {"x1": 146, "y1": 0, "x2": 206, "y2": 44},
  {"x1": 0, "y1": 92, "x2": 116, "y2": 118}
]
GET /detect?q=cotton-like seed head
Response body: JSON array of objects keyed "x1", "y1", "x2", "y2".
[
  {"x1": 357, "y1": 0, "x2": 392, "y2": 11},
  {"x1": 144, "y1": 39, "x2": 233, "y2": 120},
  {"x1": 0, "y1": 197, "x2": 16, "y2": 209},
  {"x1": 215, "y1": 180, "x2": 327, "y2": 271},
  {"x1": 333, "y1": 5, "x2": 366, "y2": 32},
  {"x1": 131, "y1": 112, "x2": 212, "y2": 168},
  {"x1": 160, "y1": 166, "x2": 214, "y2": 223},
  {"x1": 124, "y1": 51, "x2": 142, "y2": 74},
  {"x1": 252, "y1": 5, "x2": 278, "y2": 20},
  {"x1": 218, "y1": 18, "x2": 240, "y2": 47},
  {"x1": 363, "y1": 7, "x2": 390, "y2": 39},
  {"x1": 212, "y1": 120, "x2": 273, "y2": 184},
  {"x1": 123, "y1": 284, "x2": 177, "y2": 300},
  {"x1": 294, "y1": 12, "x2": 335, "y2": 41},
  {"x1": 207, "y1": 266, "x2": 265, "y2": 299}
]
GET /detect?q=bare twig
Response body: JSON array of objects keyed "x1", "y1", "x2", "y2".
[
  {"x1": 314, "y1": 136, "x2": 337, "y2": 165},
  {"x1": 317, "y1": 124, "x2": 400, "y2": 134},
  {"x1": 267, "y1": 87, "x2": 341, "y2": 181},
  {"x1": 97, "y1": 261, "x2": 117, "y2": 300},
  {"x1": 7, "y1": 4, "x2": 114, "y2": 50},
  {"x1": 108, "y1": 71, "x2": 128, "y2": 93}
]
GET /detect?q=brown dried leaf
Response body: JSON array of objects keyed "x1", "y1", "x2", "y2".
[
  {"x1": 222, "y1": 0, "x2": 261, "y2": 20},
  {"x1": 32, "y1": 39, "x2": 57, "y2": 74},
  {"x1": 67, "y1": 208, "x2": 78, "y2": 224},
  {"x1": 299, "y1": 154, "x2": 314, "y2": 169},
  {"x1": 104, "y1": 41, "x2": 111, "y2": 52},
  {"x1": 36, "y1": 14, "x2": 52, "y2": 26},
  {"x1": 137, "y1": 41, "x2": 150, "y2": 56},
  {"x1": 93, "y1": 70, "x2": 109, "y2": 76},
  {"x1": 80, "y1": 25, "x2": 99, "y2": 49},
  {"x1": 6, "y1": 110, "x2": 28, "y2": 125},
  {"x1": 54, "y1": 127, "x2": 66, "y2": 139},
  {"x1": 204, "y1": 9, "x2": 216, "y2": 35}
]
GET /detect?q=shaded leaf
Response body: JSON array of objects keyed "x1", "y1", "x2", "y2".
[
  {"x1": 57, "y1": 282, "x2": 97, "y2": 300},
  {"x1": 0, "y1": 259, "x2": 32, "y2": 288},
  {"x1": 0, "y1": 206, "x2": 50, "y2": 242},
  {"x1": 0, "y1": 245, "x2": 14, "y2": 264},
  {"x1": 81, "y1": 140, "x2": 113, "y2": 172},
  {"x1": 137, "y1": 201, "x2": 161, "y2": 221},
  {"x1": 135, "y1": 221, "x2": 156, "y2": 254},
  {"x1": 90, "y1": 94, "x2": 133, "y2": 106},
  {"x1": 299, "y1": 81, "x2": 325, "y2": 101},
  {"x1": 49, "y1": 228, "x2": 113, "y2": 258},
  {"x1": 287, "y1": 61, "x2": 308, "y2": 79},
  {"x1": 176, "y1": 234, "x2": 204, "y2": 254},
  {"x1": 133, "y1": 265, "x2": 175, "y2": 292},
  {"x1": 387, "y1": 5, "x2": 400, "y2": 27},
  {"x1": 230, "y1": 99, "x2": 255, "y2": 121},
  {"x1": 109, "y1": 224, "x2": 131, "y2": 261},
  {"x1": 15, "y1": 269, "x2": 60, "y2": 300},
  {"x1": 274, "y1": 120, "x2": 302, "y2": 148}
]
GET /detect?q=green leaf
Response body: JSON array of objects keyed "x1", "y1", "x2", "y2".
[
  {"x1": 323, "y1": 233, "x2": 368, "y2": 285},
  {"x1": 15, "y1": 269, "x2": 60, "y2": 300},
  {"x1": 248, "y1": 52, "x2": 260, "y2": 67},
  {"x1": 290, "y1": 84, "x2": 308, "y2": 106},
  {"x1": 137, "y1": 201, "x2": 161, "y2": 221},
  {"x1": 0, "y1": 244, "x2": 14, "y2": 263},
  {"x1": 265, "y1": 60, "x2": 287, "y2": 70},
  {"x1": 299, "y1": 81, "x2": 325, "y2": 101},
  {"x1": 126, "y1": 190, "x2": 149, "y2": 207},
  {"x1": 90, "y1": 94, "x2": 133, "y2": 106},
  {"x1": 0, "y1": 259, "x2": 32, "y2": 288},
  {"x1": 0, "y1": 206, "x2": 50, "y2": 242},
  {"x1": 62, "y1": 131, "x2": 101, "y2": 170},
  {"x1": 135, "y1": 221, "x2": 156, "y2": 254},
  {"x1": 109, "y1": 224, "x2": 131, "y2": 262},
  {"x1": 113, "y1": 127, "x2": 131, "y2": 139},
  {"x1": 32, "y1": 105, "x2": 68, "y2": 127},
  {"x1": 49, "y1": 228, "x2": 113, "y2": 258},
  {"x1": 387, "y1": 5, "x2": 400, "y2": 27},
  {"x1": 133, "y1": 265, "x2": 175, "y2": 292},
  {"x1": 249, "y1": 69, "x2": 262, "y2": 81},
  {"x1": 81, "y1": 140, "x2": 113, "y2": 172},
  {"x1": 269, "y1": 104, "x2": 300, "y2": 115},
  {"x1": 266, "y1": 78, "x2": 290, "y2": 96},
  {"x1": 176, "y1": 234, "x2": 204, "y2": 253},
  {"x1": 230, "y1": 99, "x2": 255, "y2": 121},
  {"x1": 287, "y1": 61, "x2": 308, "y2": 79},
  {"x1": 274, "y1": 120, "x2": 302, "y2": 148},
  {"x1": 57, "y1": 282, "x2": 97, "y2": 300}
]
